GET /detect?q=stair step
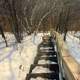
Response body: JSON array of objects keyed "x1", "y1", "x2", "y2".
[
  {"x1": 38, "y1": 59, "x2": 57, "y2": 64},
  {"x1": 39, "y1": 47, "x2": 54, "y2": 50},
  {"x1": 26, "y1": 73, "x2": 59, "y2": 80},
  {"x1": 31, "y1": 64, "x2": 59, "y2": 73},
  {"x1": 39, "y1": 57, "x2": 58, "y2": 63},
  {"x1": 39, "y1": 43, "x2": 54, "y2": 47},
  {"x1": 39, "y1": 51, "x2": 57, "y2": 56},
  {"x1": 28, "y1": 64, "x2": 59, "y2": 76},
  {"x1": 33, "y1": 56, "x2": 57, "y2": 65},
  {"x1": 39, "y1": 50, "x2": 55, "y2": 53},
  {"x1": 33, "y1": 55, "x2": 57, "y2": 65},
  {"x1": 30, "y1": 77, "x2": 58, "y2": 80},
  {"x1": 34, "y1": 52, "x2": 57, "y2": 59},
  {"x1": 30, "y1": 77, "x2": 51, "y2": 80},
  {"x1": 41, "y1": 54, "x2": 57, "y2": 58},
  {"x1": 39, "y1": 48, "x2": 54, "y2": 52}
]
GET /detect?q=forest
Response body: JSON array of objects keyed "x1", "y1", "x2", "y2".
[{"x1": 0, "y1": 0, "x2": 80, "y2": 45}]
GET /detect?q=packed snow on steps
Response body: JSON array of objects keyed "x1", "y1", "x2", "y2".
[
  {"x1": 66, "y1": 31, "x2": 80, "y2": 63},
  {"x1": 0, "y1": 32, "x2": 51, "y2": 80}
]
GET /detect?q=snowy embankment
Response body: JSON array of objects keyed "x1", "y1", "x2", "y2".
[
  {"x1": 0, "y1": 32, "x2": 43, "y2": 80},
  {"x1": 66, "y1": 32, "x2": 80, "y2": 63}
]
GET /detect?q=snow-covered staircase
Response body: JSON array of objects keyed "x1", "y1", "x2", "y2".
[{"x1": 26, "y1": 37, "x2": 59, "y2": 80}]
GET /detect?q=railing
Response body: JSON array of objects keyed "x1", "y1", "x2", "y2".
[{"x1": 55, "y1": 32, "x2": 80, "y2": 80}]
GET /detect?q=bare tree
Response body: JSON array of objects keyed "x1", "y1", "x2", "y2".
[
  {"x1": 0, "y1": 0, "x2": 80, "y2": 44},
  {"x1": 0, "y1": 25, "x2": 8, "y2": 47}
]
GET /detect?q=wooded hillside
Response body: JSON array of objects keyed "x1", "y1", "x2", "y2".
[{"x1": 0, "y1": 0, "x2": 80, "y2": 43}]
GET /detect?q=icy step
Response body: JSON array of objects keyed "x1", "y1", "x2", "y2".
[
  {"x1": 40, "y1": 47, "x2": 53, "y2": 50},
  {"x1": 38, "y1": 59, "x2": 57, "y2": 64},
  {"x1": 39, "y1": 44, "x2": 54, "y2": 48},
  {"x1": 26, "y1": 73, "x2": 59, "y2": 80},
  {"x1": 40, "y1": 50, "x2": 55, "y2": 53},
  {"x1": 30, "y1": 77, "x2": 58, "y2": 80},
  {"x1": 39, "y1": 47, "x2": 54, "y2": 51},
  {"x1": 41, "y1": 54, "x2": 57, "y2": 57},
  {"x1": 39, "y1": 52, "x2": 57, "y2": 57},
  {"x1": 33, "y1": 54, "x2": 57, "y2": 64},
  {"x1": 31, "y1": 64, "x2": 59, "y2": 74},
  {"x1": 32, "y1": 66, "x2": 53, "y2": 73},
  {"x1": 30, "y1": 77, "x2": 49, "y2": 80},
  {"x1": 39, "y1": 57, "x2": 58, "y2": 63}
]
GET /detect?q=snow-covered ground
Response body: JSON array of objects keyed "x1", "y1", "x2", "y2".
[
  {"x1": 66, "y1": 32, "x2": 80, "y2": 63},
  {"x1": 0, "y1": 32, "x2": 44, "y2": 80},
  {"x1": 0, "y1": 31, "x2": 80, "y2": 80}
]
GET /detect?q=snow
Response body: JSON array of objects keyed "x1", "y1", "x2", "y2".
[
  {"x1": 74, "y1": 31, "x2": 80, "y2": 38},
  {"x1": 38, "y1": 59, "x2": 57, "y2": 64},
  {"x1": 66, "y1": 32, "x2": 80, "y2": 63},
  {"x1": 0, "y1": 31, "x2": 80, "y2": 80},
  {"x1": 0, "y1": 32, "x2": 43, "y2": 80},
  {"x1": 31, "y1": 77, "x2": 48, "y2": 80}
]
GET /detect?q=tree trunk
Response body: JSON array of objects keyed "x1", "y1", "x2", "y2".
[{"x1": 0, "y1": 26, "x2": 8, "y2": 47}]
